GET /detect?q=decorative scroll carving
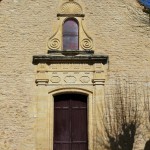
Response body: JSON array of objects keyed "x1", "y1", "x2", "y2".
[
  {"x1": 80, "y1": 19, "x2": 94, "y2": 50},
  {"x1": 60, "y1": 1, "x2": 83, "y2": 14},
  {"x1": 48, "y1": 38, "x2": 60, "y2": 50},
  {"x1": 81, "y1": 38, "x2": 93, "y2": 50},
  {"x1": 47, "y1": 19, "x2": 61, "y2": 50},
  {"x1": 47, "y1": 0, "x2": 94, "y2": 51},
  {"x1": 64, "y1": 76, "x2": 76, "y2": 83}
]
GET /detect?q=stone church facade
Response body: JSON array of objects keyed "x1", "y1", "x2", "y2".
[{"x1": 0, "y1": 0, "x2": 150, "y2": 150}]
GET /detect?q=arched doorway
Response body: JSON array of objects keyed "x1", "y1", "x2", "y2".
[{"x1": 54, "y1": 93, "x2": 88, "y2": 150}]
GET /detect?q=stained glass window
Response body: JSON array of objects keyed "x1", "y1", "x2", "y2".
[{"x1": 63, "y1": 19, "x2": 79, "y2": 50}]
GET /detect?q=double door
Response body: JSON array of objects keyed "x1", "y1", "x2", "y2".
[{"x1": 54, "y1": 94, "x2": 88, "y2": 150}]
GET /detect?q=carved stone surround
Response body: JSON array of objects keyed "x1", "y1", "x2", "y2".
[
  {"x1": 33, "y1": 51, "x2": 108, "y2": 86},
  {"x1": 35, "y1": 64, "x2": 107, "y2": 85},
  {"x1": 32, "y1": 1, "x2": 109, "y2": 150},
  {"x1": 47, "y1": 0, "x2": 94, "y2": 51},
  {"x1": 33, "y1": 50, "x2": 108, "y2": 150}
]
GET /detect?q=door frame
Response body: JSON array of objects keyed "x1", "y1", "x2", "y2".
[{"x1": 48, "y1": 88, "x2": 94, "y2": 150}]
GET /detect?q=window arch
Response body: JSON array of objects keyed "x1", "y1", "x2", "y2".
[{"x1": 63, "y1": 18, "x2": 79, "y2": 50}]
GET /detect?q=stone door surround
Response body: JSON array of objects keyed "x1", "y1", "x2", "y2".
[{"x1": 33, "y1": 50, "x2": 108, "y2": 150}]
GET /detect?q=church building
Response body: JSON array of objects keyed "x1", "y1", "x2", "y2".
[{"x1": 0, "y1": 0, "x2": 150, "y2": 150}]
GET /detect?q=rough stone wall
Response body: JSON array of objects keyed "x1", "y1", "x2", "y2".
[
  {"x1": 0, "y1": 0, "x2": 150, "y2": 150},
  {"x1": 82, "y1": 0, "x2": 150, "y2": 77}
]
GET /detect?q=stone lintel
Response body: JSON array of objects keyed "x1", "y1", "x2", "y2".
[{"x1": 32, "y1": 54, "x2": 108, "y2": 65}]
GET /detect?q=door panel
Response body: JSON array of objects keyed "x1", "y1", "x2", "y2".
[
  {"x1": 54, "y1": 144, "x2": 70, "y2": 150},
  {"x1": 71, "y1": 144, "x2": 88, "y2": 150},
  {"x1": 71, "y1": 109, "x2": 87, "y2": 141},
  {"x1": 71, "y1": 94, "x2": 87, "y2": 107},
  {"x1": 54, "y1": 94, "x2": 88, "y2": 150},
  {"x1": 54, "y1": 109, "x2": 70, "y2": 141}
]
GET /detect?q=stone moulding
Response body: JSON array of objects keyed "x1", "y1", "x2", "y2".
[
  {"x1": 47, "y1": 88, "x2": 94, "y2": 150},
  {"x1": 33, "y1": 50, "x2": 108, "y2": 150},
  {"x1": 47, "y1": 0, "x2": 94, "y2": 51},
  {"x1": 64, "y1": 76, "x2": 76, "y2": 83},
  {"x1": 57, "y1": 14, "x2": 85, "y2": 17},
  {"x1": 80, "y1": 76, "x2": 90, "y2": 83},
  {"x1": 33, "y1": 51, "x2": 109, "y2": 86},
  {"x1": 35, "y1": 78, "x2": 49, "y2": 86},
  {"x1": 48, "y1": 49, "x2": 94, "y2": 55},
  {"x1": 50, "y1": 76, "x2": 61, "y2": 83},
  {"x1": 32, "y1": 1, "x2": 109, "y2": 149},
  {"x1": 32, "y1": 54, "x2": 108, "y2": 65}
]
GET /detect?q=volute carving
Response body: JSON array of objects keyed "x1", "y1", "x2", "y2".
[
  {"x1": 47, "y1": 0, "x2": 94, "y2": 51},
  {"x1": 48, "y1": 38, "x2": 60, "y2": 50},
  {"x1": 47, "y1": 20, "x2": 62, "y2": 50},
  {"x1": 81, "y1": 38, "x2": 93, "y2": 50}
]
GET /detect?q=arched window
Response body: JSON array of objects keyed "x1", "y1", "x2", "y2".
[{"x1": 63, "y1": 18, "x2": 79, "y2": 50}]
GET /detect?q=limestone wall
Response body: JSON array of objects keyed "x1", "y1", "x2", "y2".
[{"x1": 0, "y1": 0, "x2": 150, "y2": 149}]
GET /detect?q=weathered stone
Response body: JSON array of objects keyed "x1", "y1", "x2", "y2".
[{"x1": 0, "y1": 0, "x2": 149, "y2": 150}]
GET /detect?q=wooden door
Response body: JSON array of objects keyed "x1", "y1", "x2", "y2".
[{"x1": 54, "y1": 94, "x2": 88, "y2": 150}]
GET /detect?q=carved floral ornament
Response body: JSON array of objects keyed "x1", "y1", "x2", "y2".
[{"x1": 47, "y1": 0, "x2": 94, "y2": 51}]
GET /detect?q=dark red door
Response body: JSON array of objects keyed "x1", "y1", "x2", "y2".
[{"x1": 54, "y1": 94, "x2": 88, "y2": 150}]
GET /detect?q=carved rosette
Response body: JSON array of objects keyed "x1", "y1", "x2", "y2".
[
  {"x1": 81, "y1": 38, "x2": 93, "y2": 50},
  {"x1": 48, "y1": 38, "x2": 60, "y2": 50}
]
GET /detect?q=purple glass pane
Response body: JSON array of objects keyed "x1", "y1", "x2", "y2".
[{"x1": 63, "y1": 19, "x2": 79, "y2": 50}]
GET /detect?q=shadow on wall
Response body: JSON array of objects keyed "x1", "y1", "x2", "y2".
[
  {"x1": 144, "y1": 139, "x2": 150, "y2": 150},
  {"x1": 106, "y1": 122, "x2": 136, "y2": 150}
]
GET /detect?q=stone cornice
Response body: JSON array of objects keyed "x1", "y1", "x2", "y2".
[{"x1": 32, "y1": 53, "x2": 108, "y2": 65}]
